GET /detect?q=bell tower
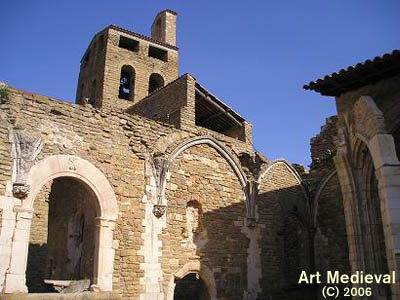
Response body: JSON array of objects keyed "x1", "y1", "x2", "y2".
[{"x1": 76, "y1": 9, "x2": 179, "y2": 111}]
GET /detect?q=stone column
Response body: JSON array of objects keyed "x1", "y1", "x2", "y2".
[
  {"x1": 94, "y1": 217, "x2": 116, "y2": 292},
  {"x1": 369, "y1": 134, "x2": 400, "y2": 298},
  {"x1": 0, "y1": 194, "x2": 18, "y2": 292},
  {"x1": 334, "y1": 152, "x2": 365, "y2": 275},
  {"x1": 4, "y1": 206, "x2": 33, "y2": 294}
]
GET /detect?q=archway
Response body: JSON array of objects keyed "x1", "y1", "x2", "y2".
[
  {"x1": 174, "y1": 273, "x2": 210, "y2": 300},
  {"x1": 5, "y1": 155, "x2": 118, "y2": 293},
  {"x1": 27, "y1": 177, "x2": 98, "y2": 292},
  {"x1": 166, "y1": 262, "x2": 217, "y2": 300},
  {"x1": 148, "y1": 73, "x2": 164, "y2": 94}
]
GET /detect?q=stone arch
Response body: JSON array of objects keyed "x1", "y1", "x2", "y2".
[
  {"x1": 351, "y1": 137, "x2": 391, "y2": 296},
  {"x1": 119, "y1": 64, "x2": 136, "y2": 101},
  {"x1": 351, "y1": 95, "x2": 386, "y2": 141},
  {"x1": 7, "y1": 155, "x2": 118, "y2": 293},
  {"x1": 25, "y1": 155, "x2": 118, "y2": 220},
  {"x1": 312, "y1": 168, "x2": 351, "y2": 290},
  {"x1": 166, "y1": 262, "x2": 217, "y2": 300},
  {"x1": 154, "y1": 131, "x2": 190, "y2": 154},
  {"x1": 312, "y1": 169, "x2": 337, "y2": 227},
  {"x1": 168, "y1": 136, "x2": 247, "y2": 188},
  {"x1": 256, "y1": 159, "x2": 311, "y2": 298},
  {"x1": 148, "y1": 73, "x2": 164, "y2": 94},
  {"x1": 257, "y1": 159, "x2": 308, "y2": 200}
]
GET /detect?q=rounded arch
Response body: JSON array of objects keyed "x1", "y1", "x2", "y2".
[
  {"x1": 168, "y1": 136, "x2": 247, "y2": 188},
  {"x1": 166, "y1": 262, "x2": 217, "y2": 300},
  {"x1": 257, "y1": 159, "x2": 308, "y2": 199},
  {"x1": 119, "y1": 64, "x2": 136, "y2": 101},
  {"x1": 148, "y1": 73, "x2": 164, "y2": 94},
  {"x1": 25, "y1": 155, "x2": 118, "y2": 221},
  {"x1": 11, "y1": 155, "x2": 119, "y2": 292}
]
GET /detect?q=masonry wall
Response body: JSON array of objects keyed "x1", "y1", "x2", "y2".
[
  {"x1": 164, "y1": 144, "x2": 248, "y2": 299},
  {"x1": 307, "y1": 116, "x2": 352, "y2": 299},
  {"x1": 26, "y1": 181, "x2": 51, "y2": 292},
  {"x1": 76, "y1": 31, "x2": 107, "y2": 107},
  {"x1": 127, "y1": 74, "x2": 195, "y2": 128},
  {"x1": 257, "y1": 162, "x2": 311, "y2": 300},
  {"x1": 0, "y1": 87, "x2": 254, "y2": 298}
]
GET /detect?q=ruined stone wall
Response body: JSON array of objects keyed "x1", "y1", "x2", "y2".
[
  {"x1": 0, "y1": 87, "x2": 254, "y2": 298},
  {"x1": 0, "y1": 89, "x2": 172, "y2": 297},
  {"x1": 307, "y1": 116, "x2": 352, "y2": 298},
  {"x1": 164, "y1": 144, "x2": 248, "y2": 299},
  {"x1": 257, "y1": 162, "x2": 310, "y2": 299}
]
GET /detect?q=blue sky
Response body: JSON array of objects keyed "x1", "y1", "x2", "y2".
[{"x1": 1, "y1": 1, "x2": 399, "y2": 167}]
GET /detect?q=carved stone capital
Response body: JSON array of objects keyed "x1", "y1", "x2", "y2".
[
  {"x1": 246, "y1": 217, "x2": 257, "y2": 228},
  {"x1": 12, "y1": 183, "x2": 30, "y2": 199},
  {"x1": 153, "y1": 204, "x2": 166, "y2": 218},
  {"x1": 9, "y1": 129, "x2": 43, "y2": 199}
]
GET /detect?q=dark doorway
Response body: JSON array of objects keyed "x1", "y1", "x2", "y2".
[
  {"x1": 26, "y1": 177, "x2": 97, "y2": 292},
  {"x1": 174, "y1": 273, "x2": 210, "y2": 300}
]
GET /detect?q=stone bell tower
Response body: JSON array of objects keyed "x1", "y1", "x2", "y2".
[{"x1": 75, "y1": 9, "x2": 179, "y2": 111}]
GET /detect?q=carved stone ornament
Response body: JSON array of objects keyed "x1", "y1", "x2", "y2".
[
  {"x1": 245, "y1": 181, "x2": 259, "y2": 227},
  {"x1": 153, "y1": 204, "x2": 167, "y2": 218},
  {"x1": 9, "y1": 129, "x2": 44, "y2": 198},
  {"x1": 12, "y1": 183, "x2": 30, "y2": 199},
  {"x1": 150, "y1": 154, "x2": 169, "y2": 205}
]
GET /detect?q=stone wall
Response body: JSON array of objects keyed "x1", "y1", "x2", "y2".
[
  {"x1": 163, "y1": 144, "x2": 247, "y2": 299},
  {"x1": 307, "y1": 116, "x2": 352, "y2": 298},
  {"x1": 127, "y1": 74, "x2": 194, "y2": 128},
  {"x1": 0, "y1": 86, "x2": 255, "y2": 298},
  {"x1": 333, "y1": 74, "x2": 400, "y2": 298},
  {"x1": 26, "y1": 181, "x2": 51, "y2": 292},
  {"x1": 257, "y1": 161, "x2": 311, "y2": 299}
]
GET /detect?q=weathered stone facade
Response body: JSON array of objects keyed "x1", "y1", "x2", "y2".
[{"x1": 1, "y1": 8, "x2": 399, "y2": 300}]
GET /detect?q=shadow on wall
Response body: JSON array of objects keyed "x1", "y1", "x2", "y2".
[
  {"x1": 26, "y1": 244, "x2": 55, "y2": 293},
  {"x1": 181, "y1": 183, "x2": 350, "y2": 300}
]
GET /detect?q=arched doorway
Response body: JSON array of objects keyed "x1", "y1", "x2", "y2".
[
  {"x1": 4, "y1": 155, "x2": 118, "y2": 293},
  {"x1": 166, "y1": 262, "x2": 217, "y2": 300},
  {"x1": 27, "y1": 177, "x2": 98, "y2": 292},
  {"x1": 174, "y1": 273, "x2": 210, "y2": 300}
]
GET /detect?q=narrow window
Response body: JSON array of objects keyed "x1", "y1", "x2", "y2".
[
  {"x1": 119, "y1": 36, "x2": 139, "y2": 52},
  {"x1": 119, "y1": 65, "x2": 135, "y2": 100},
  {"x1": 148, "y1": 46, "x2": 168, "y2": 62},
  {"x1": 148, "y1": 73, "x2": 164, "y2": 94}
]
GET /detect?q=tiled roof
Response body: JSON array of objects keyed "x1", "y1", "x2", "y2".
[{"x1": 303, "y1": 49, "x2": 400, "y2": 96}]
